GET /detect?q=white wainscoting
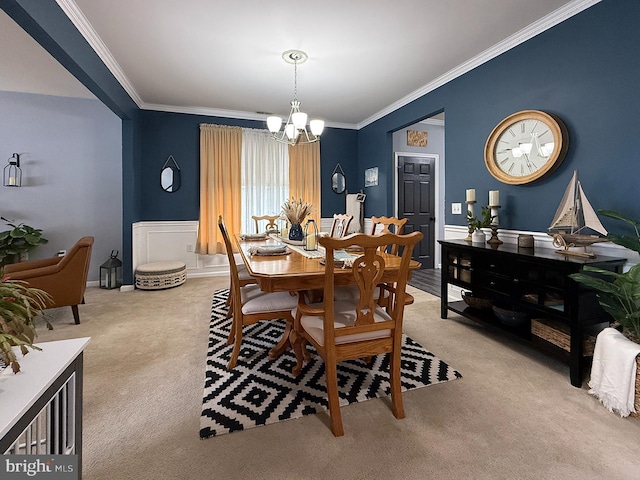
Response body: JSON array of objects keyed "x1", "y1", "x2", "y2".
[
  {"x1": 132, "y1": 221, "x2": 228, "y2": 282},
  {"x1": 132, "y1": 221, "x2": 633, "y2": 296},
  {"x1": 131, "y1": 219, "x2": 357, "y2": 285}
]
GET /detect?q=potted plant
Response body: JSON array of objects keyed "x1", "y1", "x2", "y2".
[
  {"x1": 467, "y1": 206, "x2": 494, "y2": 243},
  {"x1": 0, "y1": 222, "x2": 48, "y2": 267},
  {"x1": 0, "y1": 274, "x2": 52, "y2": 373},
  {"x1": 569, "y1": 210, "x2": 640, "y2": 342}
]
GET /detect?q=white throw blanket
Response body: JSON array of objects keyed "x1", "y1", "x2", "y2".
[{"x1": 588, "y1": 327, "x2": 640, "y2": 417}]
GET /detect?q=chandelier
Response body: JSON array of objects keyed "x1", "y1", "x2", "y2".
[{"x1": 266, "y1": 50, "x2": 324, "y2": 145}]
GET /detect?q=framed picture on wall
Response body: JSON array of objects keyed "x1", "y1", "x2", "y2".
[
  {"x1": 407, "y1": 130, "x2": 428, "y2": 147},
  {"x1": 364, "y1": 167, "x2": 378, "y2": 187}
]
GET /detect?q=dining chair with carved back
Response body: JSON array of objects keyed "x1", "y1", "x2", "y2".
[
  {"x1": 369, "y1": 215, "x2": 416, "y2": 309},
  {"x1": 370, "y1": 216, "x2": 408, "y2": 253},
  {"x1": 218, "y1": 216, "x2": 298, "y2": 369},
  {"x1": 330, "y1": 213, "x2": 353, "y2": 238},
  {"x1": 251, "y1": 214, "x2": 280, "y2": 234},
  {"x1": 289, "y1": 231, "x2": 423, "y2": 436}
]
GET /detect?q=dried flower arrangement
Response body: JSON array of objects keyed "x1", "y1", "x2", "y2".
[{"x1": 281, "y1": 197, "x2": 313, "y2": 225}]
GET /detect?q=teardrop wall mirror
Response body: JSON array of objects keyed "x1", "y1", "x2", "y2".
[
  {"x1": 331, "y1": 163, "x2": 346, "y2": 194},
  {"x1": 160, "y1": 155, "x2": 181, "y2": 193}
]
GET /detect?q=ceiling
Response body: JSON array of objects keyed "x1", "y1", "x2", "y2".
[{"x1": 0, "y1": 0, "x2": 595, "y2": 129}]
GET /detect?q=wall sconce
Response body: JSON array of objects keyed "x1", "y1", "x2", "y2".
[{"x1": 4, "y1": 153, "x2": 22, "y2": 187}]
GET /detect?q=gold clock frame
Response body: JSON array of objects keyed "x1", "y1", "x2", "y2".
[{"x1": 484, "y1": 110, "x2": 568, "y2": 185}]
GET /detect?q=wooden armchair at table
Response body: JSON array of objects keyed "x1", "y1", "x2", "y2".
[
  {"x1": 289, "y1": 231, "x2": 423, "y2": 436},
  {"x1": 251, "y1": 214, "x2": 280, "y2": 234},
  {"x1": 3, "y1": 236, "x2": 94, "y2": 324},
  {"x1": 218, "y1": 216, "x2": 298, "y2": 369},
  {"x1": 330, "y1": 213, "x2": 353, "y2": 238}
]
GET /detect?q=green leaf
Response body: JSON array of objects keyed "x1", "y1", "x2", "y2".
[
  {"x1": 607, "y1": 234, "x2": 640, "y2": 255},
  {"x1": 598, "y1": 209, "x2": 640, "y2": 227},
  {"x1": 9, "y1": 228, "x2": 26, "y2": 239}
]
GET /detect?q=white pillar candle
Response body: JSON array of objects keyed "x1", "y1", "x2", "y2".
[
  {"x1": 489, "y1": 190, "x2": 499, "y2": 206},
  {"x1": 466, "y1": 189, "x2": 476, "y2": 202},
  {"x1": 306, "y1": 232, "x2": 316, "y2": 250}
]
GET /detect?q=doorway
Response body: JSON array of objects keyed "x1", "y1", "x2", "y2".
[{"x1": 395, "y1": 154, "x2": 438, "y2": 269}]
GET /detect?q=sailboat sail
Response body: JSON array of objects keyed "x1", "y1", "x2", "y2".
[
  {"x1": 548, "y1": 170, "x2": 608, "y2": 241},
  {"x1": 577, "y1": 183, "x2": 607, "y2": 235},
  {"x1": 549, "y1": 172, "x2": 578, "y2": 232}
]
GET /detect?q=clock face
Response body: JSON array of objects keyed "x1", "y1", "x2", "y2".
[{"x1": 484, "y1": 110, "x2": 568, "y2": 184}]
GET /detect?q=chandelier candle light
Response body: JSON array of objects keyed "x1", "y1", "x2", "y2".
[{"x1": 267, "y1": 50, "x2": 324, "y2": 145}]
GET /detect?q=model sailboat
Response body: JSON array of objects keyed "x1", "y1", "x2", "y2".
[{"x1": 548, "y1": 170, "x2": 608, "y2": 257}]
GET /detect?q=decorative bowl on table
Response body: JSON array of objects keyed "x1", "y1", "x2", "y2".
[
  {"x1": 461, "y1": 291, "x2": 492, "y2": 310},
  {"x1": 492, "y1": 305, "x2": 529, "y2": 327}
]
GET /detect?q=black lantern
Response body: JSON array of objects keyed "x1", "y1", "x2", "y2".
[
  {"x1": 4, "y1": 153, "x2": 22, "y2": 187},
  {"x1": 100, "y1": 250, "x2": 122, "y2": 289},
  {"x1": 304, "y1": 219, "x2": 318, "y2": 251}
]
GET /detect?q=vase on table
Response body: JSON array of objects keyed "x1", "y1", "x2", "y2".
[
  {"x1": 289, "y1": 223, "x2": 303, "y2": 241},
  {"x1": 471, "y1": 230, "x2": 486, "y2": 244}
]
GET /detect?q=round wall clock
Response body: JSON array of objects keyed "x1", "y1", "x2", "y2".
[{"x1": 484, "y1": 110, "x2": 568, "y2": 185}]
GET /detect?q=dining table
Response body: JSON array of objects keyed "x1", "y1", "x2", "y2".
[{"x1": 234, "y1": 233, "x2": 420, "y2": 358}]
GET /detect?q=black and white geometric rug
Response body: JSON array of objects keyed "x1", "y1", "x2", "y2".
[{"x1": 200, "y1": 289, "x2": 461, "y2": 438}]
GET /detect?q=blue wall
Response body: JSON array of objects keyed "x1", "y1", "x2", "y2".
[
  {"x1": 359, "y1": 0, "x2": 640, "y2": 233},
  {"x1": 5, "y1": 0, "x2": 640, "y2": 280},
  {"x1": 0, "y1": 91, "x2": 122, "y2": 282},
  {"x1": 138, "y1": 110, "x2": 359, "y2": 220}
]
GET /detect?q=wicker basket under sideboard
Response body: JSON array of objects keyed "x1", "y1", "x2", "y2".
[{"x1": 531, "y1": 318, "x2": 597, "y2": 356}]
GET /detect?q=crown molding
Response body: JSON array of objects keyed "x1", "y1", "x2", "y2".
[
  {"x1": 57, "y1": 0, "x2": 599, "y2": 129},
  {"x1": 357, "y1": 0, "x2": 601, "y2": 129},
  {"x1": 419, "y1": 118, "x2": 445, "y2": 126},
  {"x1": 55, "y1": 0, "x2": 144, "y2": 107},
  {"x1": 140, "y1": 103, "x2": 357, "y2": 129}
]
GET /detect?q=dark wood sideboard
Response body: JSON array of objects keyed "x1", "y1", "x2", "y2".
[{"x1": 439, "y1": 239, "x2": 626, "y2": 387}]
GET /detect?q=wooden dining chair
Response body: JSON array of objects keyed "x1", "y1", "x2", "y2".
[
  {"x1": 289, "y1": 231, "x2": 423, "y2": 436},
  {"x1": 218, "y1": 216, "x2": 298, "y2": 369},
  {"x1": 370, "y1": 216, "x2": 408, "y2": 253},
  {"x1": 251, "y1": 214, "x2": 280, "y2": 234},
  {"x1": 224, "y1": 260, "x2": 258, "y2": 344},
  {"x1": 330, "y1": 213, "x2": 353, "y2": 238},
  {"x1": 369, "y1": 215, "x2": 414, "y2": 308}
]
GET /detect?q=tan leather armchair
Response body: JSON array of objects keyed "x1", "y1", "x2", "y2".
[{"x1": 3, "y1": 236, "x2": 94, "y2": 324}]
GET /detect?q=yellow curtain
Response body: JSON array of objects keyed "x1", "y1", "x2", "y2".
[
  {"x1": 288, "y1": 142, "x2": 321, "y2": 226},
  {"x1": 196, "y1": 124, "x2": 242, "y2": 254}
]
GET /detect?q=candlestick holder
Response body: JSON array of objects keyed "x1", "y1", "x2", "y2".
[
  {"x1": 465, "y1": 200, "x2": 476, "y2": 242},
  {"x1": 487, "y1": 204, "x2": 503, "y2": 245}
]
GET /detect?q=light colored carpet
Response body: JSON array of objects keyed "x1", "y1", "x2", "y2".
[{"x1": 32, "y1": 277, "x2": 640, "y2": 480}]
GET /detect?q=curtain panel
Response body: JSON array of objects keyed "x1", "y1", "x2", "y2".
[
  {"x1": 289, "y1": 142, "x2": 321, "y2": 227},
  {"x1": 240, "y1": 128, "x2": 289, "y2": 235},
  {"x1": 196, "y1": 124, "x2": 242, "y2": 254},
  {"x1": 198, "y1": 124, "x2": 321, "y2": 254}
]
